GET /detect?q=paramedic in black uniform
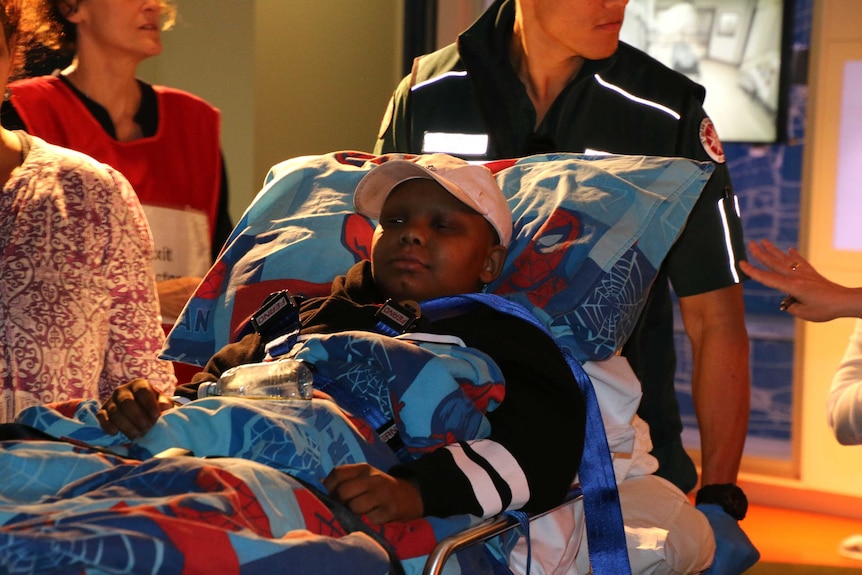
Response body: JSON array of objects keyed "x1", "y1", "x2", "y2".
[{"x1": 374, "y1": 0, "x2": 752, "y2": 528}]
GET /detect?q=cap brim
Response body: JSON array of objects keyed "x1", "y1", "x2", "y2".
[{"x1": 354, "y1": 161, "x2": 452, "y2": 219}]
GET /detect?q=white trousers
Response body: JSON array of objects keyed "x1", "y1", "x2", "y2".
[{"x1": 508, "y1": 474, "x2": 715, "y2": 575}]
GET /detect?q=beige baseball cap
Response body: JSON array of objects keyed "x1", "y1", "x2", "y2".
[{"x1": 354, "y1": 154, "x2": 512, "y2": 246}]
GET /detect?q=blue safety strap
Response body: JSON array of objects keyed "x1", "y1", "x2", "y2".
[
  {"x1": 306, "y1": 372, "x2": 408, "y2": 461},
  {"x1": 505, "y1": 510, "x2": 531, "y2": 575},
  {"x1": 422, "y1": 294, "x2": 632, "y2": 575},
  {"x1": 484, "y1": 509, "x2": 531, "y2": 575}
]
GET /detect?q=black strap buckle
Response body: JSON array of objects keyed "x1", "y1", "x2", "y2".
[
  {"x1": 251, "y1": 290, "x2": 301, "y2": 341},
  {"x1": 374, "y1": 299, "x2": 421, "y2": 335}
]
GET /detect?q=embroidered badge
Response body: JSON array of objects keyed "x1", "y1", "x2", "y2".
[{"x1": 699, "y1": 117, "x2": 725, "y2": 163}]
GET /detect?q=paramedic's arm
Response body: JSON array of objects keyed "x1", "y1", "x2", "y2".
[{"x1": 679, "y1": 283, "x2": 750, "y2": 486}]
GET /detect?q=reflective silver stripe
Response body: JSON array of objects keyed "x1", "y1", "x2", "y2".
[
  {"x1": 411, "y1": 70, "x2": 469, "y2": 91},
  {"x1": 422, "y1": 132, "x2": 489, "y2": 155},
  {"x1": 594, "y1": 74, "x2": 682, "y2": 120},
  {"x1": 718, "y1": 196, "x2": 741, "y2": 284}
]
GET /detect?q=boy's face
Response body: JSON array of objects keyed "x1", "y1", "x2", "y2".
[{"x1": 371, "y1": 179, "x2": 507, "y2": 302}]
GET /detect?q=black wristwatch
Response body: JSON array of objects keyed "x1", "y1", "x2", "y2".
[{"x1": 695, "y1": 483, "x2": 748, "y2": 520}]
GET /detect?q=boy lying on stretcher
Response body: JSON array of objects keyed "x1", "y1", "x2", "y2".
[{"x1": 97, "y1": 153, "x2": 587, "y2": 523}]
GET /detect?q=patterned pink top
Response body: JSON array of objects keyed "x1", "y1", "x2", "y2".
[{"x1": 0, "y1": 135, "x2": 176, "y2": 422}]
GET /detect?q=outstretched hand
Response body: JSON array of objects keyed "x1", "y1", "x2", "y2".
[
  {"x1": 323, "y1": 463, "x2": 423, "y2": 525},
  {"x1": 97, "y1": 379, "x2": 175, "y2": 439},
  {"x1": 740, "y1": 239, "x2": 862, "y2": 322}
]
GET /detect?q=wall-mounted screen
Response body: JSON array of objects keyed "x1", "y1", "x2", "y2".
[
  {"x1": 834, "y1": 60, "x2": 862, "y2": 251},
  {"x1": 620, "y1": 0, "x2": 791, "y2": 143}
]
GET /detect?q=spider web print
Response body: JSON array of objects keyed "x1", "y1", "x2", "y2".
[
  {"x1": 571, "y1": 250, "x2": 649, "y2": 356},
  {"x1": 337, "y1": 362, "x2": 392, "y2": 417}
]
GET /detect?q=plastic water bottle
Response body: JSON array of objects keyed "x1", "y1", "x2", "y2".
[{"x1": 197, "y1": 358, "x2": 314, "y2": 400}]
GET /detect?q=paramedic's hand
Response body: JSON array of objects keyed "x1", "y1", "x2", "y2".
[
  {"x1": 97, "y1": 379, "x2": 175, "y2": 439},
  {"x1": 698, "y1": 504, "x2": 760, "y2": 574},
  {"x1": 324, "y1": 463, "x2": 423, "y2": 525}
]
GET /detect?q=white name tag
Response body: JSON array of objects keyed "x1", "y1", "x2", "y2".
[
  {"x1": 422, "y1": 132, "x2": 489, "y2": 156},
  {"x1": 141, "y1": 204, "x2": 212, "y2": 282}
]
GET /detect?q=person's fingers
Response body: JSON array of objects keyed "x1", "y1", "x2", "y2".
[
  {"x1": 337, "y1": 478, "x2": 394, "y2": 523},
  {"x1": 323, "y1": 463, "x2": 367, "y2": 494},
  {"x1": 785, "y1": 247, "x2": 810, "y2": 273},
  {"x1": 157, "y1": 393, "x2": 176, "y2": 412},
  {"x1": 110, "y1": 408, "x2": 148, "y2": 439},
  {"x1": 99, "y1": 398, "x2": 140, "y2": 438},
  {"x1": 739, "y1": 260, "x2": 789, "y2": 292},
  {"x1": 324, "y1": 465, "x2": 390, "y2": 519},
  {"x1": 97, "y1": 380, "x2": 165, "y2": 438},
  {"x1": 748, "y1": 240, "x2": 792, "y2": 274},
  {"x1": 343, "y1": 489, "x2": 379, "y2": 518},
  {"x1": 95, "y1": 407, "x2": 119, "y2": 435},
  {"x1": 746, "y1": 241, "x2": 776, "y2": 271},
  {"x1": 324, "y1": 465, "x2": 424, "y2": 524},
  {"x1": 129, "y1": 380, "x2": 163, "y2": 420}
]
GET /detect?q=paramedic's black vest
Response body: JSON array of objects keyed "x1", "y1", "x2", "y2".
[
  {"x1": 396, "y1": 39, "x2": 730, "y2": 496},
  {"x1": 402, "y1": 42, "x2": 708, "y2": 162}
]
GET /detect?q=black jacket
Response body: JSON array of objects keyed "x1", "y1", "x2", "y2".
[{"x1": 181, "y1": 261, "x2": 585, "y2": 518}]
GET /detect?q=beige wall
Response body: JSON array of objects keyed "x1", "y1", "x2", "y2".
[
  {"x1": 252, "y1": 1, "x2": 403, "y2": 189},
  {"x1": 141, "y1": 0, "x2": 403, "y2": 224}
]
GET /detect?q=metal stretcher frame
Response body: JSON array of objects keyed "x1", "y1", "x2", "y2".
[{"x1": 422, "y1": 484, "x2": 584, "y2": 575}]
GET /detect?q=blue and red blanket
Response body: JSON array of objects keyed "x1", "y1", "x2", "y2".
[{"x1": 1, "y1": 333, "x2": 508, "y2": 575}]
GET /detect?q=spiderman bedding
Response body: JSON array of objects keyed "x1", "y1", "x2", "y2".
[
  {"x1": 0, "y1": 151, "x2": 714, "y2": 574},
  {"x1": 0, "y1": 332, "x2": 508, "y2": 575}
]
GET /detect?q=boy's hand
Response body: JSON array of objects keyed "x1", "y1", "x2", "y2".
[
  {"x1": 97, "y1": 379, "x2": 174, "y2": 439},
  {"x1": 324, "y1": 463, "x2": 423, "y2": 525}
]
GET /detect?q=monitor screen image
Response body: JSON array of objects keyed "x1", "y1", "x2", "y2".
[{"x1": 620, "y1": 0, "x2": 790, "y2": 143}]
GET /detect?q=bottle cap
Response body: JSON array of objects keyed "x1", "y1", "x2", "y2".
[{"x1": 197, "y1": 381, "x2": 217, "y2": 399}]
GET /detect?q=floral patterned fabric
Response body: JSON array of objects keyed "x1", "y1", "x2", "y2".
[{"x1": 0, "y1": 135, "x2": 175, "y2": 422}]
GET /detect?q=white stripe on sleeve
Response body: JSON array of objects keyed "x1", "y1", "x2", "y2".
[{"x1": 446, "y1": 440, "x2": 530, "y2": 516}]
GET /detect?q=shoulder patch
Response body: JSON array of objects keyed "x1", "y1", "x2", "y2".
[
  {"x1": 377, "y1": 96, "x2": 394, "y2": 141},
  {"x1": 699, "y1": 117, "x2": 725, "y2": 163}
]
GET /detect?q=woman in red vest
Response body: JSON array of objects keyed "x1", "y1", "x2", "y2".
[
  {"x1": 2, "y1": 0, "x2": 232, "y2": 378},
  {"x1": 0, "y1": 0, "x2": 176, "y2": 421}
]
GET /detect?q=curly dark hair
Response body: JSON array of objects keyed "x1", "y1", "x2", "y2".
[
  {"x1": 1, "y1": 0, "x2": 63, "y2": 79},
  {"x1": 0, "y1": 1, "x2": 178, "y2": 79}
]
